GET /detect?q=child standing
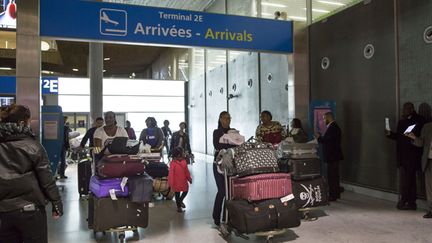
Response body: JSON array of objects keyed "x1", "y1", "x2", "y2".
[{"x1": 168, "y1": 146, "x2": 192, "y2": 212}]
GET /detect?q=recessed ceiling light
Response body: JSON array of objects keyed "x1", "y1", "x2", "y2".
[
  {"x1": 317, "y1": 1, "x2": 346, "y2": 6},
  {"x1": 261, "y1": 2, "x2": 287, "y2": 8},
  {"x1": 72, "y1": 68, "x2": 79, "y2": 72},
  {"x1": 103, "y1": 70, "x2": 106, "y2": 72},
  {"x1": 104, "y1": 57, "x2": 110, "y2": 61}
]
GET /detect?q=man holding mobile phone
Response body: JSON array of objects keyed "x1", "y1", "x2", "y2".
[{"x1": 386, "y1": 102, "x2": 425, "y2": 210}]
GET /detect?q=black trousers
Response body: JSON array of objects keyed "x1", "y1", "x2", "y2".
[
  {"x1": 399, "y1": 165, "x2": 417, "y2": 205},
  {"x1": 0, "y1": 207, "x2": 47, "y2": 243},
  {"x1": 327, "y1": 161, "x2": 340, "y2": 199},
  {"x1": 58, "y1": 147, "x2": 67, "y2": 176},
  {"x1": 212, "y1": 163, "x2": 226, "y2": 224},
  {"x1": 174, "y1": 191, "x2": 188, "y2": 208}
]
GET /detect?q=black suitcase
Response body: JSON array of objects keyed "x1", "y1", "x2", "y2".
[
  {"x1": 227, "y1": 199, "x2": 300, "y2": 234},
  {"x1": 289, "y1": 158, "x2": 321, "y2": 180},
  {"x1": 292, "y1": 176, "x2": 329, "y2": 208},
  {"x1": 128, "y1": 173, "x2": 154, "y2": 203},
  {"x1": 77, "y1": 159, "x2": 92, "y2": 196},
  {"x1": 277, "y1": 158, "x2": 290, "y2": 173},
  {"x1": 91, "y1": 197, "x2": 149, "y2": 232},
  {"x1": 145, "y1": 161, "x2": 169, "y2": 178}
]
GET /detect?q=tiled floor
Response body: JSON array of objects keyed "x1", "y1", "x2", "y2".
[{"x1": 48, "y1": 154, "x2": 432, "y2": 243}]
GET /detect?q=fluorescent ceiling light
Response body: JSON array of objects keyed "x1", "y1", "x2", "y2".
[
  {"x1": 72, "y1": 68, "x2": 79, "y2": 72},
  {"x1": 0, "y1": 67, "x2": 12, "y2": 70},
  {"x1": 41, "y1": 70, "x2": 54, "y2": 74},
  {"x1": 261, "y1": 2, "x2": 287, "y2": 8},
  {"x1": 288, "y1": 16, "x2": 307, "y2": 21},
  {"x1": 41, "y1": 41, "x2": 50, "y2": 51},
  {"x1": 104, "y1": 57, "x2": 111, "y2": 61},
  {"x1": 304, "y1": 8, "x2": 331, "y2": 13},
  {"x1": 317, "y1": 0, "x2": 346, "y2": 6},
  {"x1": 261, "y1": 12, "x2": 274, "y2": 17},
  {"x1": 103, "y1": 70, "x2": 106, "y2": 72}
]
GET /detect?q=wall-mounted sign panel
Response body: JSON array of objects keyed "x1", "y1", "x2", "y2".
[{"x1": 40, "y1": 0, "x2": 293, "y2": 53}]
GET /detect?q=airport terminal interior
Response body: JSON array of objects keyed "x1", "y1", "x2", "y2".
[{"x1": 1, "y1": 0, "x2": 432, "y2": 242}]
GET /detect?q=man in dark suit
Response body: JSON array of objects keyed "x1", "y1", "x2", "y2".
[
  {"x1": 315, "y1": 112, "x2": 343, "y2": 201},
  {"x1": 387, "y1": 102, "x2": 424, "y2": 210}
]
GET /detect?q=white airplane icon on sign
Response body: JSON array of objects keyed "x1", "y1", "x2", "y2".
[
  {"x1": 101, "y1": 12, "x2": 119, "y2": 26},
  {"x1": 100, "y1": 8, "x2": 127, "y2": 36}
]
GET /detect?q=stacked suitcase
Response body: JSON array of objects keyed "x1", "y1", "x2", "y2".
[
  {"x1": 88, "y1": 151, "x2": 153, "y2": 233},
  {"x1": 138, "y1": 153, "x2": 174, "y2": 200},
  {"x1": 221, "y1": 142, "x2": 301, "y2": 236},
  {"x1": 277, "y1": 141, "x2": 329, "y2": 209}
]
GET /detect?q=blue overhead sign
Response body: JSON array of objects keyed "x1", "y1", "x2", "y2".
[
  {"x1": 0, "y1": 76, "x2": 59, "y2": 95},
  {"x1": 40, "y1": 0, "x2": 293, "y2": 53}
]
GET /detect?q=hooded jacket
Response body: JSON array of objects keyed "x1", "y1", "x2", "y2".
[{"x1": 0, "y1": 123, "x2": 61, "y2": 212}]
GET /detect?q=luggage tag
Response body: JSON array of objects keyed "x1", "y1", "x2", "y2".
[
  {"x1": 280, "y1": 194, "x2": 295, "y2": 203},
  {"x1": 109, "y1": 189, "x2": 118, "y2": 200},
  {"x1": 121, "y1": 177, "x2": 128, "y2": 192}
]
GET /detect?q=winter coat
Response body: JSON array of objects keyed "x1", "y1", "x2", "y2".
[
  {"x1": 168, "y1": 159, "x2": 192, "y2": 192},
  {"x1": 0, "y1": 123, "x2": 61, "y2": 212}
]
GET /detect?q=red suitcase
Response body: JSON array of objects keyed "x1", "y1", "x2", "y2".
[
  {"x1": 231, "y1": 173, "x2": 292, "y2": 201},
  {"x1": 97, "y1": 154, "x2": 145, "y2": 178}
]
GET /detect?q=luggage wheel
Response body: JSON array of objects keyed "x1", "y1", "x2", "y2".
[
  {"x1": 231, "y1": 228, "x2": 248, "y2": 240},
  {"x1": 302, "y1": 211, "x2": 318, "y2": 221},
  {"x1": 218, "y1": 224, "x2": 231, "y2": 238}
]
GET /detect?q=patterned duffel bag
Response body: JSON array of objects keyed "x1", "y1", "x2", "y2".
[{"x1": 233, "y1": 142, "x2": 279, "y2": 177}]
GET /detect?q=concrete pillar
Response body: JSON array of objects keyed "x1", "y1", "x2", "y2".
[
  {"x1": 16, "y1": 0, "x2": 41, "y2": 137},
  {"x1": 89, "y1": 43, "x2": 103, "y2": 123},
  {"x1": 292, "y1": 22, "x2": 310, "y2": 126}
]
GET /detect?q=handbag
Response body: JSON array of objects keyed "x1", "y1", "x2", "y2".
[{"x1": 233, "y1": 142, "x2": 279, "y2": 177}]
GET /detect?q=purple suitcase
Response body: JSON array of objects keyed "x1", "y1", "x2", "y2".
[{"x1": 89, "y1": 176, "x2": 129, "y2": 198}]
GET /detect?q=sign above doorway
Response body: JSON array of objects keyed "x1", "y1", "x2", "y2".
[{"x1": 40, "y1": 0, "x2": 293, "y2": 53}]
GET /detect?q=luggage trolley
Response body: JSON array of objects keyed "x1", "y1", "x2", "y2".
[
  {"x1": 218, "y1": 170, "x2": 288, "y2": 243},
  {"x1": 89, "y1": 194, "x2": 146, "y2": 243},
  {"x1": 88, "y1": 150, "x2": 148, "y2": 242}
]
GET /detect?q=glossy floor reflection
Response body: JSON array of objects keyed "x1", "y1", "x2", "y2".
[{"x1": 48, "y1": 154, "x2": 432, "y2": 243}]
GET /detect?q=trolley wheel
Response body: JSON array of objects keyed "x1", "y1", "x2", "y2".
[
  {"x1": 266, "y1": 235, "x2": 274, "y2": 243},
  {"x1": 119, "y1": 232, "x2": 125, "y2": 242}
]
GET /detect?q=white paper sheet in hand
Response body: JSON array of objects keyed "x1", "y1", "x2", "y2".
[{"x1": 404, "y1": 124, "x2": 416, "y2": 134}]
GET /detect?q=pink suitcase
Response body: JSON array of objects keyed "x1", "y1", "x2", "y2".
[{"x1": 231, "y1": 173, "x2": 292, "y2": 201}]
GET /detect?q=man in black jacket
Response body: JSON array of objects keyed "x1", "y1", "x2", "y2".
[
  {"x1": 80, "y1": 117, "x2": 104, "y2": 148},
  {"x1": 386, "y1": 102, "x2": 424, "y2": 210},
  {"x1": 0, "y1": 104, "x2": 63, "y2": 243},
  {"x1": 315, "y1": 112, "x2": 343, "y2": 201}
]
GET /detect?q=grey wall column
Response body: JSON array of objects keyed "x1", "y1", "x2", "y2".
[
  {"x1": 292, "y1": 22, "x2": 310, "y2": 126},
  {"x1": 16, "y1": 0, "x2": 41, "y2": 137},
  {"x1": 89, "y1": 43, "x2": 103, "y2": 123}
]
